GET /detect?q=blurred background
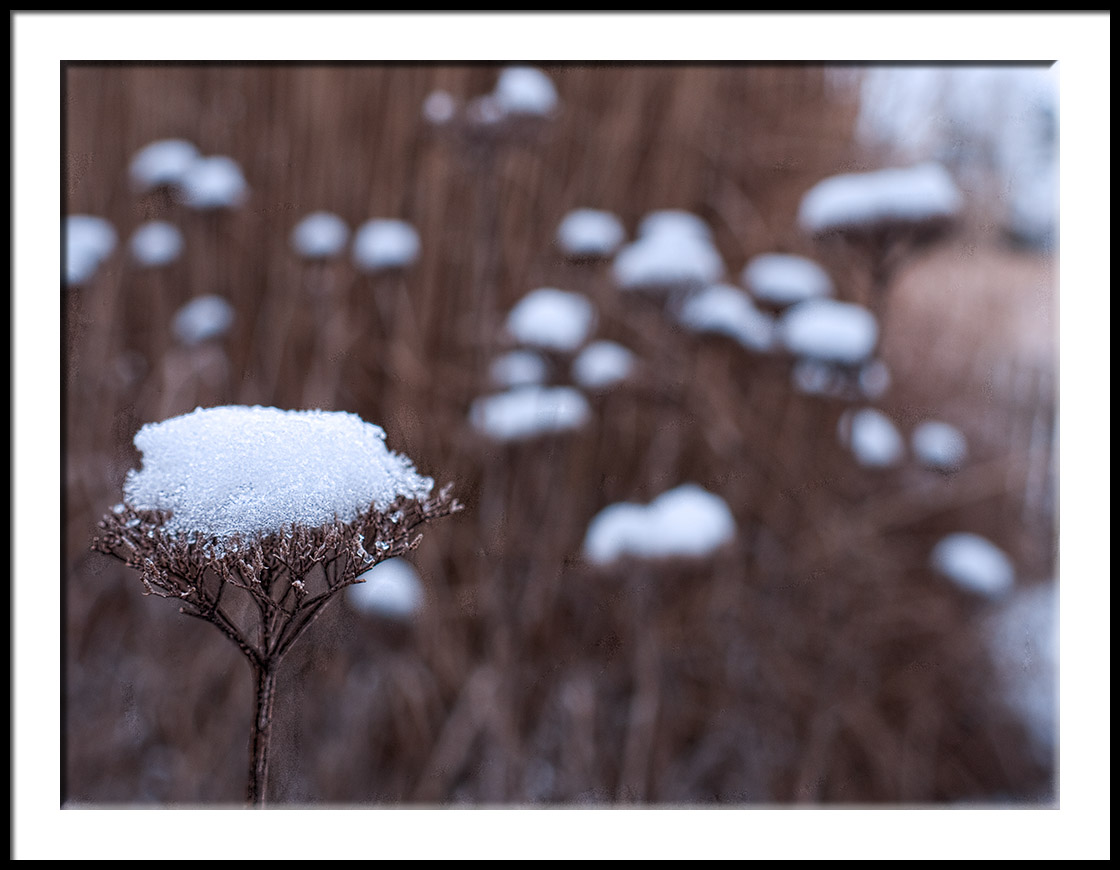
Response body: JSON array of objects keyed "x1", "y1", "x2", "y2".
[{"x1": 63, "y1": 63, "x2": 1058, "y2": 805}]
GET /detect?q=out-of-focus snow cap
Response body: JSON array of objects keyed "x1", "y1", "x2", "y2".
[
  {"x1": 930, "y1": 532, "x2": 1015, "y2": 598},
  {"x1": 572, "y1": 340, "x2": 636, "y2": 391},
  {"x1": 291, "y1": 212, "x2": 350, "y2": 260},
  {"x1": 505, "y1": 288, "x2": 596, "y2": 353},
  {"x1": 778, "y1": 299, "x2": 879, "y2": 365},
  {"x1": 66, "y1": 214, "x2": 118, "y2": 285},
  {"x1": 352, "y1": 219, "x2": 421, "y2": 272},
  {"x1": 556, "y1": 208, "x2": 626, "y2": 259},
  {"x1": 129, "y1": 139, "x2": 201, "y2": 192},
  {"x1": 347, "y1": 558, "x2": 425, "y2": 620},
  {"x1": 470, "y1": 385, "x2": 591, "y2": 442},
  {"x1": 173, "y1": 295, "x2": 235, "y2": 346},
  {"x1": 493, "y1": 66, "x2": 559, "y2": 117},
  {"x1": 130, "y1": 221, "x2": 184, "y2": 267},
  {"x1": 178, "y1": 155, "x2": 249, "y2": 210},
  {"x1": 798, "y1": 162, "x2": 962, "y2": 235},
  {"x1": 743, "y1": 253, "x2": 834, "y2": 307}
]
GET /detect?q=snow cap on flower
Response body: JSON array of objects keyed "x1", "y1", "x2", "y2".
[
  {"x1": 123, "y1": 406, "x2": 435, "y2": 548},
  {"x1": 470, "y1": 385, "x2": 590, "y2": 442},
  {"x1": 291, "y1": 211, "x2": 349, "y2": 259},
  {"x1": 613, "y1": 211, "x2": 724, "y2": 291},
  {"x1": 778, "y1": 299, "x2": 879, "y2": 365},
  {"x1": 556, "y1": 208, "x2": 626, "y2": 259},
  {"x1": 572, "y1": 340, "x2": 636, "y2": 391},
  {"x1": 798, "y1": 162, "x2": 962, "y2": 235},
  {"x1": 490, "y1": 349, "x2": 550, "y2": 389},
  {"x1": 930, "y1": 532, "x2": 1015, "y2": 598},
  {"x1": 353, "y1": 219, "x2": 421, "y2": 271},
  {"x1": 677, "y1": 284, "x2": 776, "y2": 352},
  {"x1": 840, "y1": 408, "x2": 905, "y2": 468},
  {"x1": 911, "y1": 420, "x2": 968, "y2": 471},
  {"x1": 505, "y1": 288, "x2": 596, "y2": 353},
  {"x1": 493, "y1": 66, "x2": 559, "y2": 117},
  {"x1": 66, "y1": 214, "x2": 118, "y2": 285},
  {"x1": 129, "y1": 138, "x2": 201, "y2": 192},
  {"x1": 130, "y1": 220, "x2": 184, "y2": 267},
  {"x1": 347, "y1": 558, "x2": 425, "y2": 620},
  {"x1": 178, "y1": 155, "x2": 248, "y2": 210},
  {"x1": 423, "y1": 90, "x2": 457, "y2": 125},
  {"x1": 583, "y1": 484, "x2": 735, "y2": 566},
  {"x1": 173, "y1": 295, "x2": 235, "y2": 346},
  {"x1": 743, "y1": 253, "x2": 834, "y2": 307}
]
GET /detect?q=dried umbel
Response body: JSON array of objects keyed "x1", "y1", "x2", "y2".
[{"x1": 92, "y1": 406, "x2": 461, "y2": 805}]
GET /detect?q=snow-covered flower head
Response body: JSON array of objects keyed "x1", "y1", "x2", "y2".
[
  {"x1": 353, "y1": 219, "x2": 421, "y2": 272},
  {"x1": 178, "y1": 155, "x2": 249, "y2": 210},
  {"x1": 65, "y1": 214, "x2": 117, "y2": 285},
  {"x1": 129, "y1": 138, "x2": 201, "y2": 192},
  {"x1": 291, "y1": 211, "x2": 349, "y2": 260},
  {"x1": 583, "y1": 484, "x2": 736, "y2": 566},
  {"x1": 130, "y1": 220, "x2": 184, "y2": 267},
  {"x1": 504, "y1": 288, "x2": 596, "y2": 353},
  {"x1": 493, "y1": 66, "x2": 559, "y2": 117},
  {"x1": 173, "y1": 295, "x2": 235, "y2": 346},
  {"x1": 556, "y1": 208, "x2": 626, "y2": 259}
]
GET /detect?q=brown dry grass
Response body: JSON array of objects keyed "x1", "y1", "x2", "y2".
[{"x1": 63, "y1": 63, "x2": 1057, "y2": 806}]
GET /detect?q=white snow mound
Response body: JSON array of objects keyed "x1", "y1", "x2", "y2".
[
  {"x1": 505, "y1": 288, "x2": 596, "y2": 353},
  {"x1": 470, "y1": 386, "x2": 590, "y2": 442},
  {"x1": 348, "y1": 558, "x2": 425, "y2": 620},
  {"x1": 124, "y1": 406, "x2": 434, "y2": 545},
  {"x1": 930, "y1": 532, "x2": 1015, "y2": 598},
  {"x1": 584, "y1": 484, "x2": 735, "y2": 565}
]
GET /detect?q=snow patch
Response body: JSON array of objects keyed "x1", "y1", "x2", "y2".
[
  {"x1": 123, "y1": 406, "x2": 435, "y2": 546},
  {"x1": 778, "y1": 299, "x2": 878, "y2": 365},
  {"x1": 798, "y1": 162, "x2": 962, "y2": 235},
  {"x1": 912, "y1": 420, "x2": 968, "y2": 471},
  {"x1": 130, "y1": 221, "x2": 184, "y2": 267},
  {"x1": 743, "y1": 253, "x2": 834, "y2": 307},
  {"x1": 291, "y1": 211, "x2": 349, "y2": 259},
  {"x1": 129, "y1": 139, "x2": 201, "y2": 192},
  {"x1": 493, "y1": 66, "x2": 559, "y2": 117},
  {"x1": 505, "y1": 288, "x2": 596, "y2": 353},
  {"x1": 353, "y1": 219, "x2": 421, "y2": 271},
  {"x1": 677, "y1": 283, "x2": 776, "y2": 352},
  {"x1": 930, "y1": 532, "x2": 1015, "y2": 598},
  {"x1": 556, "y1": 208, "x2": 626, "y2": 258},
  {"x1": 172, "y1": 295, "x2": 235, "y2": 346},
  {"x1": 470, "y1": 385, "x2": 590, "y2": 442},
  {"x1": 584, "y1": 484, "x2": 735, "y2": 566},
  {"x1": 347, "y1": 558, "x2": 425, "y2": 620},
  {"x1": 178, "y1": 155, "x2": 248, "y2": 210},
  {"x1": 572, "y1": 340, "x2": 636, "y2": 391}
]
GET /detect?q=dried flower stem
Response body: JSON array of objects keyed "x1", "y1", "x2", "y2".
[{"x1": 93, "y1": 486, "x2": 462, "y2": 805}]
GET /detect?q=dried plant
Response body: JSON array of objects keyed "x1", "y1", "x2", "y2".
[{"x1": 93, "y1": 444, "x2": 461, "y2": 806}]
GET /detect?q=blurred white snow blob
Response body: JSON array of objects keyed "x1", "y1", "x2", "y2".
[
  {"x1": 422, "y1": 90, "x2": 457, "y2": 125},
  {"x1": 556, "y1": 208, "x2": 626, "y2": 259},
  {"x1": 490, "y1": 349, "x2": 550, "y2": 389},
  {"x1": 128, "y1": 138, "x2": 201, "y2": 192},
  {"x1": 291, "y1": 211, "x2": 349, "y2": 259},
  {"x1": 742, "y1": 253, "x2": 834, "y2": 307},
  {"x1": 930, "y1": 532, "x2": 1015, "y2": 598},
  {"x1": 583, "y1": 483, "x2": 735, "y2": 566},
  {"x1": 505, "y1": 288, "x2": 596, "y2": 353},
  {"x1": 173, "y1": 295, "x2": 235, "y2": 346},
  {"x1": 65, "y1": 214, "x2": 118, "y2": 285},
  {"x1": 677, "y1": 284, "x2": 776, "y2": 352},
  {"x1": 470, "y1": 385, "x2": 590, "y2": 442},
  {"x1": 985, "y1": 581, "x2": 1058, "y2": 759},
  {"x1": 178, "y1": 155, "x2": 249, "y2": 210},
  {"x1": 912, "y1": 420, "x2": 968, "y2": 471},
  {"x1": 798, "y1": 162, "x2": 962, "y2": 235},
  {"x1": 353, "y1": 219, "x2": 421, "y2": 271},
  {"x1": 613, "y1": 211, "x2": 724, "y2": 292},
  {"x1": 572, "y1": 340, "x2": 636, "y2": 391},
  {"x1": 493, "y1": 66, "x2": 559, "y2": 117},
  {"x1": 129, "y1": 220, "x2": 184, "y2": 267},
  {"x1": 840, "y1": 408, "x2": 905, "y2": 468},
  {"x1": 347, "y1": 558, "x2": 424, "y2": 620},
  {"x1": 778, "y1": 299, "x2": 879, "y2": 365}
]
